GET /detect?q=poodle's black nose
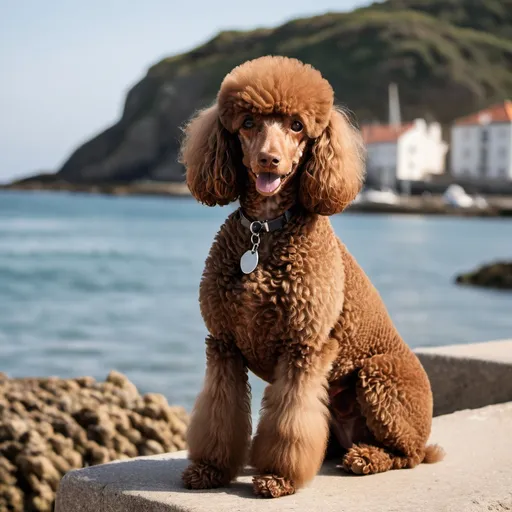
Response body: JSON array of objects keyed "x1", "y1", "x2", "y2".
[{"x1": 258, "y1": 152, "x2": 280, "y2": 168}]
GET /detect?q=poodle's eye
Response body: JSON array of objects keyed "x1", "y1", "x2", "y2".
[
  {"x1": 291, "y1": 120, "x2": 303, "y2": 132},
  {"x1": 242, "y1": 117, "x2": 254, "y2": 129}
]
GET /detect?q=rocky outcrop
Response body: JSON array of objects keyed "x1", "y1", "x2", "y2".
[
  {"x1": 0, "y1": 371, "x2": 188, "y2": 512},
  {"x1": 455, "y1": 261, "x2": 512, "y2": 290},
  {"x1": 16, "y1": 0, "x2": 512, "y2": 185}
]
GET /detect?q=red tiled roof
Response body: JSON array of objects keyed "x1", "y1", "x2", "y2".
[
  {"x1": 455, "y1": 100, "x2": 512, "y2": 126},
  {"x1": 361, "y1": 123, "x2": 413, "y2": 144}
]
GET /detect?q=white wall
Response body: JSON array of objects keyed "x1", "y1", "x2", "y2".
[
  {"x1": 396, "y1": 120, "x2": 447, "y2": 181},
  {"x1": 365, "y1": 119, "x2": 448, "y2": 185},
  {"x1": 451, "y1": 125, "x2": 480, "y2": 177},
  {"x1": 451, "y1": 123, "x2": 512, "y2": 180},
  {"x1": 425, "y1": 123, "x2": 448, "y2": 176},
  {"x1": 489, "y1": 124, "x2": 512, "y2": 179},
  {"x1": 366, "y1": 142, "x2": 397, "y2": 188},
  {"x1": 509, "y1": 125, "x2": 512, "y2": 179},
  {"x1": 397, "y1": 125, "x2": 424, "y2": 181}
]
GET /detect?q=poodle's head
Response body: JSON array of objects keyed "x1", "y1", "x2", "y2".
[{"x1": 180, "y1": 56, "x2": 365, "y2": 215}]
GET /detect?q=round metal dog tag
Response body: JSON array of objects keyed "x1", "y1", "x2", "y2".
[{"x1": 240, "y1": 250, "x2": 258, "y2": 274}]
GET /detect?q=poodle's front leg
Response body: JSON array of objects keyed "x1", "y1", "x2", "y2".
[
  {"x1": 182, "y1": 335, "x2": 251, "y2": 489},
  {"x1": 250, "y1": 342, "x2": 337, "y2": 498}
]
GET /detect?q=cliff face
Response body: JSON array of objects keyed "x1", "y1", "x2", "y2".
[{"x1": 54, "y1": 0, "x2": 512, "y2": 183}]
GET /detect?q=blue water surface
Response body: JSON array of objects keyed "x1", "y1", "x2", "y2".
[{"x1": 1, "y1": 190, "x2": 511, "y2": 414}]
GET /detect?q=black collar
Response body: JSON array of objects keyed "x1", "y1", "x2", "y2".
[{"x1": 238, "y1": 207, "x2": 294, "y2": 233}]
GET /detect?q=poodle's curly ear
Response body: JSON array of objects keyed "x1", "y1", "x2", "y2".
[
  {"x1": 179, "y1": 105, "x2": 240, "y2": 206},
  {"x1": 299, "y1": 107, "x2": 366, "y2": 215}
]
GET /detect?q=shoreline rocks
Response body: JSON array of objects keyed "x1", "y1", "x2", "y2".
[
  {"x1": 3, "y1": 182, "x2": 512, "y2": 218},
  {"x1": 0, "y1": 179, "x2": 190, "y2": 198},
  {"x1": 455, "y1": 261, "x2": 512, "y2": 290},
  {"x1": 0, "y1": 371, "x2": 189, "y2": 512}
]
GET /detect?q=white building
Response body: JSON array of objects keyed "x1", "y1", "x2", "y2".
[
  {"x1": 450, "y1": 101, "x2": 512, "y2": 181},
  {"x1": 362, "y1": 119, "x2": 448, "y2": 189}
]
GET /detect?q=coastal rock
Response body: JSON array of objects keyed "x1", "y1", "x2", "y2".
[
  {"x1": 0, "y1": 371, "x2": 189, "y2": 512},
  {"x1": 455, "y1": 261, "x2": 512, "y2": 290},
  {"x1": 10, "y1": 0, "x2": 512, "y2": 186}
]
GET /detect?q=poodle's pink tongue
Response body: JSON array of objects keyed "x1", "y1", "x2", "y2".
[{"x1": 256, "y1": 173, "x2": 281, "y2": 194}]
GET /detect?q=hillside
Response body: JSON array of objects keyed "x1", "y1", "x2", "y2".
[
  {"x1": 22, "y1": 0, "x2": 512, "y2": 184},
  {"x1": 374, "y1": 0, "x2": 512, "y2": 39}
]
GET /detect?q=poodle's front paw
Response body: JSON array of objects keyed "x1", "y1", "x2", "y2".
[
  {"x1": 253, "y1": 474, "x2": 295, "y2": 498},
  {"x1": 182, "y1": 461, "x2": 230, "y2": 489}
]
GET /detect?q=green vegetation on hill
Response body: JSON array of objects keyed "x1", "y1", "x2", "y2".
[
  {"x1": 34, "y1": 0, "x2": 512, "y2": 183},
  {"x1": 374, "y1": 0, "x2": 512, "y2": 39}
]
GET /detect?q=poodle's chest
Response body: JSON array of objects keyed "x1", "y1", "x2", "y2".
[
  {"x1": 201, "y1": 259, "x2": 314, "y2": 378},
  {"x1": 229, "y1": 271, "x2": 301, "y2": 379},
  {"x1": 215, "y1": 262, "x2": 340, "y2": 379},
  {"x1": 199, "y1": 217, "x2": 344, "y2": 379},
  {"x1": 231, "y1": 267, "x2": 300, "y2": 341}
]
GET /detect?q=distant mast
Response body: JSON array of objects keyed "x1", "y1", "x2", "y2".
[
  {"x1": 389, "y1": 83, "x2": 409, "y2": 196},
  {"x1": 388, "y1": 83, "x2": 401, "y2": 128}
]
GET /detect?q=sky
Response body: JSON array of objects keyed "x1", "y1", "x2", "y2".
[{"x1": 0, "y1": 0, "x2": 371, "y2": 183}]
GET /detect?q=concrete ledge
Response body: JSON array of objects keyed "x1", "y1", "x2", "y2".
[
  {"x1": 55, "y1": 402, "x2": 512, "y2": 512},
  {"x1": 55, "y1": 341, "x2": 512, "y2": 511},
  {"x1": 416, "y1": 340, "x2": 512, "y2": 416}
]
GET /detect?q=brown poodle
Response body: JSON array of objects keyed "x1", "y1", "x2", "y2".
[{"x1": 179, "y1": 56, "x2": 444, "y2": 499}]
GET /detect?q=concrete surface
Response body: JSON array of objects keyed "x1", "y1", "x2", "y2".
[
  {"x1": 416, "y1": 339, "x2": 512, "y2": 364},
  {"x1": 55, "y1": 402, "x2": 512, "y2": 512},
  {"x1": 415, "y1": 339, "x2": 512, "y2": 416}
]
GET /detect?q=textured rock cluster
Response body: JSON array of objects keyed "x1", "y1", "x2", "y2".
[{"x1": 0, "y1": 371, "x2": 188, "y2": 511}]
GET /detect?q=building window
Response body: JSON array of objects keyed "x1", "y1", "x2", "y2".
[
  {"x1": 481, "y1": 129, "x2": 488, "y2": 143},
  {"x1": 499, "y1": 168, "x2": 509, "y2": 179},
  {"x1": 463, "y1": 149, "x2": 471, "y2": 159},
  {"x1": 498, "y1": 147, "x2": 507, "y2": 159}
]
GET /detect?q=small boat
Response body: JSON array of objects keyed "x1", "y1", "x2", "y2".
[
  {"x1": 354, "y1": 188, "x2": 400, "y2": 205},
  {"x1": 442, "y1": 185, "x2": 475, "y2": 208}
]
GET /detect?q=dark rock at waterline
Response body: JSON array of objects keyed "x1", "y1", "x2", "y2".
[
  {"x1": 0, "y1": 371, "x2": 188, "y2": 512},
  {"x1": 455, "y1": 261, "x2": 512, "y2": 290}
]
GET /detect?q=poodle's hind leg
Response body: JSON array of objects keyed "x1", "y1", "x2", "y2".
[
  {"x1": 342, "y1": 353, "x2": 444, "y2": 475},
  {"x1": 341, "y1": 443, "x2": 410, "y2": 475},
  {"x1": 182, "y1": 336, "x2": 252, "y2": 489}
]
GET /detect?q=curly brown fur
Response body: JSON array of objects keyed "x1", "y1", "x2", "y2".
[
  {"x1": 217, "y1": 56, "x2": 334, "y2": 138},
  {"x1": 252, "y1": 474, "x2": 295, "y2": 498},
  {"x1": 300, "y1": 108, "x2": 365, "y2": 215},
  {"x1": 180, "y1": 55, "x2": 443, "y2": 497},
  {"x1": 341, "y1": 444, "x2": 396, "y2": 475},
  {"x1": 182, "y1": 337, "x2": 251, "y2": 489},
  {"x1": 179, "y1": 106, "x2": 242, "y2": 206},
  {"x1": 250, "y1": 342, "x2": 338, "y2": 495}
]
